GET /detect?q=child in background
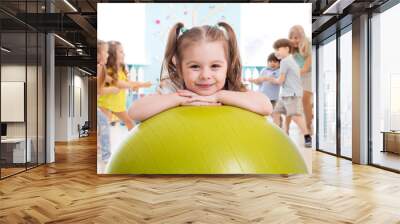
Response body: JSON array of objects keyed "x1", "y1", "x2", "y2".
[
  {"x1": 98, "y1": 41, "x2": 151, "y2": 130},
  {"x1": 97, "y1": 40, "x2": 119, "y2": 161},
  {"x1": 129, "y1": 22, "x2": 272, "y2": 121},
  {"x1": 248, "y1": 53, "x2": 282, "y2": 126},
  {"x1": 249, "y1": 53, "x2": 281, "y2": 107},
  {"x1": 264, "y1": 38, "x2": 312, "y2": 148}
]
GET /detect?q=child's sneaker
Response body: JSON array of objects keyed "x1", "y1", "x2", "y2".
[{"x1": 304, "y1": 135, "x2": 312, "y2": 148}]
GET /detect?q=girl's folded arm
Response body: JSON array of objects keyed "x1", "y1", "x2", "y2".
[
  {"x1": 217, "y1": 90, "x2": 272, "y2": 116},
  {"x1": 128, "y1": 93, "x2": 185, "y2": 122}
]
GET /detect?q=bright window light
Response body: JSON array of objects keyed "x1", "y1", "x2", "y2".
[
  {"x1": 240, "y1": 3, "x2": 311, "y2": 66},
  {"x1": 98, "y1": 3, "x2": 311, "y2": 67},
  {"x1": 98, "y1": 3, "x2": 146, "y2": 65}
]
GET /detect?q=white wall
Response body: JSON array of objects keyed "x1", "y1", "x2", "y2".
[
  {"x1": 378, "y1": 4, "x2": 400, "y2": 130},
  {"x1": 240, "y1": 4, "x2": 311, "y2": 66},
  {"x1": 74, "y1": 74, "x2": 89, "y2": 123},
  {"x1": 98, "y1": 3, "x2": 146, "y2": 64},
  {"x1": 54, "y1": 67, "x2": 89, "y2": 141},
  {"x1": 1, "y1": 65, "x2": 30, "y2": 138},
  {"x1": 54, "y1": 66, "x2": 69, "y2": 141},
  {"x1": 1, "y1": 64, "x2": 46, "y2": 164}
]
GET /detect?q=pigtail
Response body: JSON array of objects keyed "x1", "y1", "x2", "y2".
[
  {"x1": 163, "y1": 22, "x2": 185, "y2": 89},
  {"x1": 217, "y1": 22, "x2": 246, "y2": 92}
]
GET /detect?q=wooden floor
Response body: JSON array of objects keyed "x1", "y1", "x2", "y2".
[
  {"x1": 373, "y1": 150, "x2": 400, "y2": 171},
  {"x1": 1, "y1": 167, "x2": 26, "y2": 178},
  {"x1": 1, "y1": 135, "x2": 400, "y2": 223}
]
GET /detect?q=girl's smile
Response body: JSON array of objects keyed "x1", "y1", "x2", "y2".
[
  {"x1": 180, "y1": 41, "x2": 228, "y2": 96},
  {"x1": 195, "y1": 82, "x2": 216, "y2": 89}
]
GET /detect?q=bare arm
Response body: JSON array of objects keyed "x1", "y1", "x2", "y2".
[
  {"x1": 300, "y1": 55, "x2": 311, "y2": 76},
  {"x1": 179, "y1": 90, "x2": 272, "y2": 116},
  {"x1": 130, "y1": 81, "x2": 152, "y2": 91},
  {"x1": 267, "y1": 73, "x2": 286, "y2": 85},
  {"x1": 116, "y1": 80, "x2": 152, "y2": 91},
  {"x1": 128, "y1": 93, "x2": 190, "y2": 122},
  {"x1": 217, "y1": 90, "x2": 272, "y2": 116},
  {"x1": 248, "y1": 76, "x2": 270, "y2": 85}
]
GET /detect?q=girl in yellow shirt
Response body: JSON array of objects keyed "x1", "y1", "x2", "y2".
[
  {"x1": 97, "y1": 40, "x2": 119, "y2": 161},
  {"x1": 98, "y1": 41, "x2": 151, "y2": 130}
]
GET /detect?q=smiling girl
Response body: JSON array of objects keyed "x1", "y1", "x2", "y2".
[{"x1": 128, "y1": 22, "x2": 272, "y2": 122}]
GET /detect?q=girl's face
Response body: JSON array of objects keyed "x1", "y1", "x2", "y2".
[
  {"x1": 116, "y1": 45, "x2": 125, "y2": 65},
  {"x1": 289, "y1": 33, "x2": 301, "y2": 48},
  {"x1": 180, "y1": 41, "x2": 228, "y2": 96},
  {"x1": 98, "y1": 44, "x2": 109, "y2": 65}
]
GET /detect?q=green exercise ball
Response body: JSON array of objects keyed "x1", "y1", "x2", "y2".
[{"x1": 106, "y1": 106, "x2": 307, "y2": 174}]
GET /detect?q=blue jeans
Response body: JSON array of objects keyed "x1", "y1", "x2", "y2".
[{"x1": 97, "y1": 109, "x2": 111, "y2": 160}]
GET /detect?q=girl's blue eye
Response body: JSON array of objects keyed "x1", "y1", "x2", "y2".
[
  {"x1": 190, "y1": 65, "x2": 200, "y2": 69},
  {"x1": 211, "y1": 64, "x2": 221, "y2": 69}
]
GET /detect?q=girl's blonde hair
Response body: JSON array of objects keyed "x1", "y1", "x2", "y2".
[
  {"x1": 289, "y1": 25, "x2": 311, "y2": 58},
  {"x1": 106, "y1": 41, "x2": 128, "y2": 85},
  {"x1": 97, "y1": 40, "x2": 108, "y2": 89},
  {"x1": 162, "y1": 22, "x2": 245, "y2": 91}
]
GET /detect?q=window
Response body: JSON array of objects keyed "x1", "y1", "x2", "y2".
[
  {"x1": 97, "y1": 3, "x2": 146, "y2": 65},
  {"x1": 317, "y1": 36, "x2": 337, "y2": 154},
  {"x1": 339, "y1": 28, "x2": 352, "y2": 158},
  {"x1": 371, "y1": 3, "x2": 400, "y2": 171},
  {"x1": 0, "y1": 1, "x2": 46, "y2": 179}
]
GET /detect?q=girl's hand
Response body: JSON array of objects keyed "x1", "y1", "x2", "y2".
[
  {"x1": 177, "y1": 90, "x2": 221, "y2": 106},
  {"x1": 182, "y1": 101, "x2": 222, "y2": 106},
  {"x1": 129, "y1": 81, "x2": 141, "y2": 90},
  {"x1": 177, "y1": 90, "x2": 219, "y2": 104},
  {"x1": 191, "y1": 94, "x2": 218, "y2": 104},
  {"x1": 173, "y1": 92, "x2": 195, "y2": 106},
  {"x1": 248, "y1": 78, "x2": 262, "y2": 84},
  {"x1": 264, "y1": 77, "x2": 272, "y2": 82},
  {"x1": 140, "y1": 81, "x2": 152, "y2": 88},
  {"x1": 176, "y1": 89, "x2": 198, "y2": 98}
]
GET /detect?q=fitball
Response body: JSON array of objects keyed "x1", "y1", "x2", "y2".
[{"x1": 106, "y1": 106, "x2": 307, "y2": 174}]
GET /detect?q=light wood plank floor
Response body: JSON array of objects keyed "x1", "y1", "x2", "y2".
[{"x1": 1, "y1": 135, "x2": 400, "y2": 223}]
